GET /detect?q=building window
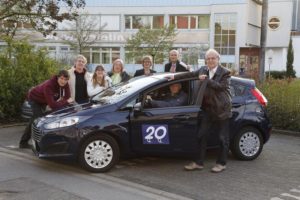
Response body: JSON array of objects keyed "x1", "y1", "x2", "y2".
[
  {"x1": 125, "y1": 15, "x2": 164, "y2": 29},
  {"x1": 83, "y1": 47, "x2": 120, "y2": 64},
  {"x1": 101, "y1": 15, "x2": 120, "y2": 31},
  {"x1": 214, "y1": 13, "x2": 236, "y2": 55},
  {"x1": 60, "y1": 46, "x2": 69, "y2": 51},
  {"x1": 125, "y1": 48, "x2": 164, "y2": 64},
  {"x1": 169, "y1": 15, "x2": 210, "y2": 29},
  {"x1": 48, "y1": 46, "x2": 56, "y2": 51},
  {"x1": 57, "y1": 15, "x2": 120, "y2": 31}
]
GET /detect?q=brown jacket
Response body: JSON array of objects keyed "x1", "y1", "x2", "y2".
[{"x1": 175, "y1": 65, "x2": 232, "y2": 120}]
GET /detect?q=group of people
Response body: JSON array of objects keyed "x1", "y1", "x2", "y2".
[{"x1": 19, "y1": 48, "x2": 232, "y2": 174}]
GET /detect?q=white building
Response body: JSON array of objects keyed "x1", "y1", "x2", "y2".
[{"x1": 3, "y1": 0, "x2": 296, "y2": 77}]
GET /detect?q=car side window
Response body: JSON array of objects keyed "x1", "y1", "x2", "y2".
[
  {"x1": 119, "y1": 97, "x2": 139, "y2": 111},
  {"x1": 144, "y1": 81, "x2": 190, "y2": 108}
]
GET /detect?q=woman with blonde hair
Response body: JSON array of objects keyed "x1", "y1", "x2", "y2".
[
  {"x1": 87, "y1": 65, "x2": 112, "y2": 97},
  {"x1": 68, "y1": 54, "x2": 91, "y2": 104},
  {"x1": 107, "y1": 58, "x2": 130, "y2": 85},
  {"x1": 134, "y1": 55, "x2": 156, "y2": 77}
]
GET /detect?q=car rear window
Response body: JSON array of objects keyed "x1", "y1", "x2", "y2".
[{"x1": 230, "y1": 82, "x2": 247, "y2": 97}]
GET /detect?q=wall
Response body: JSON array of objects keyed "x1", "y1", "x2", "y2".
[
  {"x1": 267, "y1": 0, "x2": 293, "y2": 47},
  {"x1": 292, "y1": 36, "x2": 300, "y2": 77},
  {"x1": 245, "y1": 0, "x2": 261, "y2": 47}
]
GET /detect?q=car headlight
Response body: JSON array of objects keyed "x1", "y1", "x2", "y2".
[{"x1": 44, "y1": 116, "x2": 90, "y2": 129}]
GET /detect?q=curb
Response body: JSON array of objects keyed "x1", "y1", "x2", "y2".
[
  {"x1": 0, "y1": 123, "x2": 26, "y2": 128},
  {"x1": 272, "y1": 128, "x2": 300, "y2": 137}
]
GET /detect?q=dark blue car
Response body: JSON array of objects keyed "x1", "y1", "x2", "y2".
[{"x1": 31, "y1": 73, "x2": 272, "y2": 172}]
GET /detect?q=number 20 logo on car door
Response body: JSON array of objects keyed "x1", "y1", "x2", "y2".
[{"x1": 142, "y1": 124, "x2": 169, "y2": 145}]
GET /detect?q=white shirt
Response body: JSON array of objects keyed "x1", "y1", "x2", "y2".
[
  {"x1": 87, "y1": 76, "x2": 112, "y2": 97},
  {"x1": 209, "y1": 66, "x2": 218, "y2": 79}
]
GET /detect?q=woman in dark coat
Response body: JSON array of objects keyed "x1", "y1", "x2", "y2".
[{"x1": 134, "y1": 55, "x2": 156, "y2": 77}]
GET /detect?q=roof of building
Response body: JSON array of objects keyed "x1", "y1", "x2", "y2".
[{"x1": 85, "y1": 0, "x2": 246, "y2": 7}]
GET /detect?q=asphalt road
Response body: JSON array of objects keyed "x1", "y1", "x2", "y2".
[{"x1": 0, "y1": 125, "x2": 299, "y2": 200}]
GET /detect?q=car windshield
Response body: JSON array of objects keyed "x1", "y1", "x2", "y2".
[{"x1": 91, "y1": 76, "x2": 163, "y2": 105}]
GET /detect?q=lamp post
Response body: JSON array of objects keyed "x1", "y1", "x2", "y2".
[
  {"x1": 267, "y1": 49, "x2": 273, "y2": 80},
  {"x1": 268, "y1": 57, "x2": 272, "y2": 80}
]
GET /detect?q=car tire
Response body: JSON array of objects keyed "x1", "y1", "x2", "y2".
[
  {"x1": 231, "y1": 127, "x2": 263, "y2": 160},
  {"x1": 78, "y1": 134, "x2": 120, "y2": 172}
]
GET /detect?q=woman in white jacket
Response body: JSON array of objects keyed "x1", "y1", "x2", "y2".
[{"x1": 87, "y1": 65, "x2": 112, "y2": 97}]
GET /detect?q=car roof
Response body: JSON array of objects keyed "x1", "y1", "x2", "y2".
[
  {"x1": 145, "y1": 72, "x2": 256, "y2": 87},
  {"x1": 231, "y1": 76, "x2": 255, "y2": 87}
]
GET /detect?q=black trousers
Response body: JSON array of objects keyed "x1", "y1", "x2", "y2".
[
  {"x1": 20, "y1": 101, "x2": 45, "y2": 144},
  {"x1": 195, "y1": 113, "x2": 230, "y2": 166}
]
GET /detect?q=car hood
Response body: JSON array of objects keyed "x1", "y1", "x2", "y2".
[{"x1": 38, "y1": 102, "x2": 117, "y2": 124}]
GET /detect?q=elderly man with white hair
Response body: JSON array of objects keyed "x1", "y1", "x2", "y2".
[{"x1": 169, "y1": 48, "x2": 232, "y2": 173}]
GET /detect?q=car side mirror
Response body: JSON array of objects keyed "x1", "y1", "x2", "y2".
[
  {"x1": 133, "y1": 102, "x2": 142, "y2": 112},
  {"x1": 133, "y1": 102, "x2": 143, "y2": 117}
]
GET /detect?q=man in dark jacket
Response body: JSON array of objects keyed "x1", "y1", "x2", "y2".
[
  {"x1": 19, "y1": 70, "x2": 74, "y2": 148},
  {"x1": 147, "y1": 83, "x2": 187, "y2": 108},
  {"x1": 171, "y1": 49, "x2": 232, "y2": 173},
  {"x1": 164, "y1": 49, "x2": 189, "y2": 73}
]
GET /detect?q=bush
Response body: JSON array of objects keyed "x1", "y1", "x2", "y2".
[
  {"x1": 266, "y1": 70, "x2": 297, "y2": 79},
  {"x1": 0, "y1": 39, "x2": 58, "y2": 121},
  {"x1": 265, "y1": 70, "x2": 286, "y2": 79},
  {"x1": 258, "y1": 78, "x2": 300, "y2": 132}
]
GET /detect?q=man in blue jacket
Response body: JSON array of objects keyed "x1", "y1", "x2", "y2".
[{"x1": 147, "y1": 83, "x2": 187, "y2": 108}]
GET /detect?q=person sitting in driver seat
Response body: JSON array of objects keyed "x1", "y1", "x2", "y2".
[{"x1": 147, "y1": 83, "x2": 188, "y2": 108}]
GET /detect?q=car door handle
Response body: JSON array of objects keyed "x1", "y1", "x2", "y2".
[
  {"x1": 232, "y1": 103, "x2": 243, "y2": 108},
  {"x1": 173, "y1": 115, "x2": 190, "y2": 120}
]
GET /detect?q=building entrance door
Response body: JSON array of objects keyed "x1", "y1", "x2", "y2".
[{"x1": 239, "y1": 48, "x2": 260, "y2": 79}]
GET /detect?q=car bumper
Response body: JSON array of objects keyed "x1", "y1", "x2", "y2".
[{"x1": 31, "y1": 124, "x2": 78, "y2": 158}]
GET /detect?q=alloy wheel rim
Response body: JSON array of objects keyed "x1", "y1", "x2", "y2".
[
  {"x1": 84, "y1": 140, "x2": 113, "y2": 169},
  {"x1": 239, "y1": 132, "x2": 260, "y2": 157}
]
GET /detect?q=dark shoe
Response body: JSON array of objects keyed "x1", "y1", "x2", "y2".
[
  {"x1": 184, "y1": 162, "x2": 204, "y2": 171},
  {"x1": 211, "y1": 164, "x2": 226, "y2": 173},
  {"x1": 19, "y1": 142, "x2": 31, "y2": 149}
]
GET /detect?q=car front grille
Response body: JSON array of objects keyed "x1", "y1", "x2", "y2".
[{"x1": 32, "y1": 124, "x2": 42, "y2": 142}]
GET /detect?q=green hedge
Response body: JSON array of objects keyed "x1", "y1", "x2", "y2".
[
  {"x1": 258, "y1": 78, "x2": 300, "y2": 132},
  {"x1": 265, "y1": 70, "x2": 297, "y2": 79},
  {"x1": 0, "y1": 39, "x2": 58, "y2": 121}
]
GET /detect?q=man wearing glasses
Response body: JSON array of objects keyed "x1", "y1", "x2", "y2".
[{"x1": 168, "y1": 49, "x2": 232, "y2": 173}]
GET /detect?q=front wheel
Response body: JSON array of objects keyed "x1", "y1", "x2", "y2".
[
  {"x1": 231, "y1": 127, "x2": 263, "y2": 160},
  {"x1": 78, "y1": 134, "x2": 120, "y2": 172}
]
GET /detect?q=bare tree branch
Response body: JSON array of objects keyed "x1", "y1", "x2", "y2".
[
  {"x1": 61, "y1": 13, "x2": 106, "y2": 54},
  {"x1": 0, "y1": 0, "x2": 85, "y2": 38}
]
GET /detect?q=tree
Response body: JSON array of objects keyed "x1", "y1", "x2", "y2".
[
  {"x1": 0, "y1": 0, "x2": 85, "y2": 38},
  {"x1": 125, "y1": 25, "x2": 177, "y2": 67},
  {"x1": 61, "y1": 13, "x2": 106, "y2": 54},
  {"x1": 286, "y1": 38, "x2": 296, "y2": 78},
  {"x1": 0, "y1": 38, "x2": 58, "y2": 120}
]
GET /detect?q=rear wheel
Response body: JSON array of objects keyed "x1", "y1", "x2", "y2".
[
  {"x1": 78, "y1": 134, "x2": 120, "y2": 172},
  {"x1": 231, "y1": 127, "x2": 263, "y2": 160}
]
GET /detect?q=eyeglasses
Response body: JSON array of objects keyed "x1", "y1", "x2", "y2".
[{"x1": 206, "y1": 57, "x2": 217, "y2": 60}]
